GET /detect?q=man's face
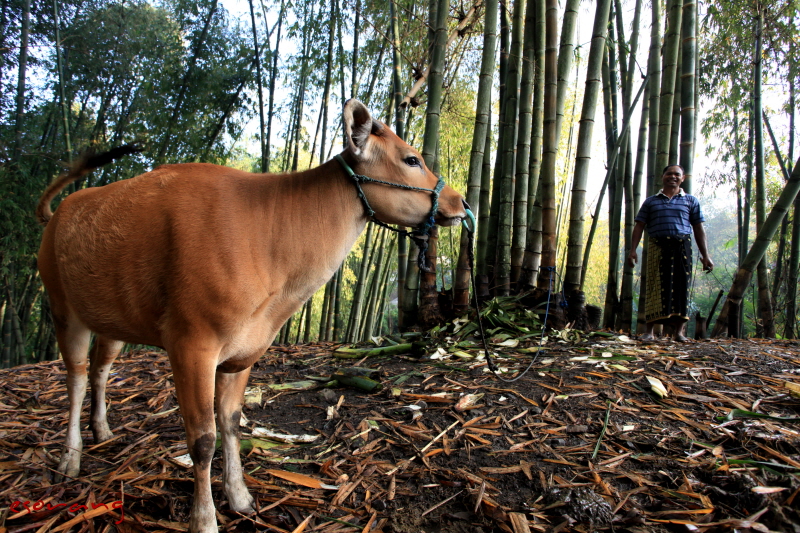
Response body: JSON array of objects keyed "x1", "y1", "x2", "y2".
[{"x1": 662, "y1": 166, "x2": 685, "y2": 189}]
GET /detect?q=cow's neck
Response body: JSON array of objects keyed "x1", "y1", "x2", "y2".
[{"x1": 258, "y1": 157, "x2": 370, "y2": 282}]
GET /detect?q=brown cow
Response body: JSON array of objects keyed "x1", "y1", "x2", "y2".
[{"x1": 36, "y1": 100, "x2": 466, "y2": 533}]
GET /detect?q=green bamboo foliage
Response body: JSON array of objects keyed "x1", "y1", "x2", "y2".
[
  {"x1": 453, "y1": 0, "x2": 497, "y2": 314},
  {"x1": 563, "y1": 0, "x2": 612, "y2": 295},
  {"x1": 156, "y1": 0, "x2": 219, "y2": 162}
]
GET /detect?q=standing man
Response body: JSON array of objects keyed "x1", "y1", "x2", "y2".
[{"x1": 628, "y1": 165, "x2": 714, "y2": 341}]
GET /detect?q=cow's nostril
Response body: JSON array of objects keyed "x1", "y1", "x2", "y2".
[{"x1": 461, "y1": 198, "x2": 471, "y2": 211}]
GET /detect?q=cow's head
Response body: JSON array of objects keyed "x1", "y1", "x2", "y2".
[{"x1": 342, "y1": 99, "x2": 467, "y2": 228}]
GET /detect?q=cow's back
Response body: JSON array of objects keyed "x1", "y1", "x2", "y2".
[{"x1": 38, "y1": 164, "x2": 265, "y2": 348}]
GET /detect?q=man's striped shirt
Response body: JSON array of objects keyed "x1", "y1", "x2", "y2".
[{"x1": 634, "y1": 189, "x2": 704, "y2": 238}]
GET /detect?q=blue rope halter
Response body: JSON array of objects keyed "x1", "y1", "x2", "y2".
[{"x1": 335, "y1": 154, "x2": 446, "y2": 272}]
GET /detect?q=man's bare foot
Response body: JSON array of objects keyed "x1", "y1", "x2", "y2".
[
  {"x1": 640, "y1": 333, "x2": 656, "y2": 342},
  {"x1": 674, "y1": 334, "x2": 689, "y2": 343}
]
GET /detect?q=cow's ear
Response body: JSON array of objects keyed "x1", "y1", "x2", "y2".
[{"x1": 343, "y1": 99, "x2": 378, "y2": 156}]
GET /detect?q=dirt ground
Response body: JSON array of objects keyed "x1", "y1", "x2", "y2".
[{"x1": 0, "y1": 334, "x2": 798, "y2": 533}]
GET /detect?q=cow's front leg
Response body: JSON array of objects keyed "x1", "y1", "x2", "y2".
[
  {"x1": 215, "y1": 366, "x2": 256, "y2": 514},
  {"x1": 169, "y1": 347, "x2": 220, "y2": 533}
]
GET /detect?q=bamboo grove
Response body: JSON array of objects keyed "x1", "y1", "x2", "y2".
[{"x1": 1, "y1": 0, "x2": 800, "y2": 368}]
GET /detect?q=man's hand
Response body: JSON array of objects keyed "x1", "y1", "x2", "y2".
[
  {"x1": 628, "y1": 250, "x2": 638, "y2": 268},
  {"x1": 701, "y1": 255, "x2": 714, "y2": 272}
]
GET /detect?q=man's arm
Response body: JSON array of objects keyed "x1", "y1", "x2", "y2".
[
  {"x1": 627, "y1": 220, "x2": 646, "y2": 267},
  {"x1": 692, "y1": 222, "x2": 714, "y2": 271}
]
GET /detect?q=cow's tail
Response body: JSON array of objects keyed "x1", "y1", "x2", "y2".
[{"x1": 36, "y1": 144, "x2": 143, "y2": 226}]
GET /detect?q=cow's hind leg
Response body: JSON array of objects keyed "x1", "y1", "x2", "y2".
[
  {"x1": 215, "y1": 366, "x2": 256, "y2": 514},
  {"x1": 89, "y1": 337, "x2": 123, "y2": 443},
  {"x1": 168, "y1": 344, "x2": 220, "y2": 533},
  {"x1": 53, "y1": 314, "x2": 92, "y2": 479}
]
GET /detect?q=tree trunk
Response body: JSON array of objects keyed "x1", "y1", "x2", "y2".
[
  {"x1": 417, "y1": 0, "x2": 449, "y2": 323},
  {"x1": 248, "y1": 0, "x2": 267, "y2": 172},
  {"x1": 362, "y1": 228, "x2": 388, "y2": 340},
  {"x1": 347, "y1": 224, "x2": 375, "y2": 342},
  {"x1": 669, "y1": 50, "x2": 682, "y2": 166},
  {"x1": 636, "y1": 0, "x2": 663, "y2": 332},
  {"x1": 712, "y1": 155, "x2": 800, "y2": 337},
  {"x1": 785, "y1": 63, "x2": 798, "y2": 339},
  {"x1": 753, "y1": 7, "x2": 775, "y2": 337},
  {"x1": 563, "y1": 0, "x2": 612, "y2": 295},
  {"x1": 655, "y1": 0, "x2": 682, "y2": 174},
  {"x1": 602, "y1": 39, "x2": 622, "y2": 329},
  {"x1": 482, "y1": 3, "x2": 512, "y2": 286},
  {"x1": 496, "y1": 0, "x2": 526, "y2": 295},
  {"x1": 265, "y1": 0, "x2": 285, "y2": 170},
  {"x1": 580, "y1": 80, "x2": 647, "y2": 293},
  {"x1": 319, "y1": 0, "x2": 336, "y2": 166},
  {"x1": 390, "y1": 0, "x2": 408, "y2": 325},
  {"x1": 509, "y1": 0, "x2": 541, "y2": 288},
  {"x1": 53, "y1": 0, "x2": 72, "y2": 160},
  {"x1": 333, "y1": 265, "x2": 344, "y2": 340},
  {"x1": 678, "y1": 0, "x2": 696, "y2": 192},
  {"x1": 536, "y1": 0, "x2": 559, "y2": 289},
  {"x1": 477, "y1": 114, "x2": 494, "y2": 279},
  {"x1": 351, "y1": 0, "x2": 360, "y2": 98},
  {"x1": 554, "y1": 0, "x2": 581, "y2": 147},
  {"x1": 619, "y1": 0, "x2": 643, "y2": 331},
  {"x1": 12, "y1": 0, "x2": 31, "y2": 161},
  {"x1": 517, "y1": 0, "x2": 546, "y2": 290},
  {"x1": 453, "y1": 0, "x2": 498, "y2": 314},
  {"x1": 764, "y1": 112, "x2": 791, "y2": 304},
  {"x1": 373, "y1": 237, "x2": 397, "y2": 337}
]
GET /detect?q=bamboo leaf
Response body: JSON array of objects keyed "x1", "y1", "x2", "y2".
[
  {"x1": 646, "y1": 376, "x2": 668, "y2": 398},
  {"x1": 267, "y1": 469, "x2": 339, "y2": 490}
]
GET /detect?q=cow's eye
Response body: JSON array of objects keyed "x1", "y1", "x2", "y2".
[{"x1": 404, "y1": 156, "x2": 421, "y2": 167}]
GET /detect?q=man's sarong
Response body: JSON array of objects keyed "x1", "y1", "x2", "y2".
[{"x1": 644, "y1": 234, "x2": 692, "y2": 324}]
